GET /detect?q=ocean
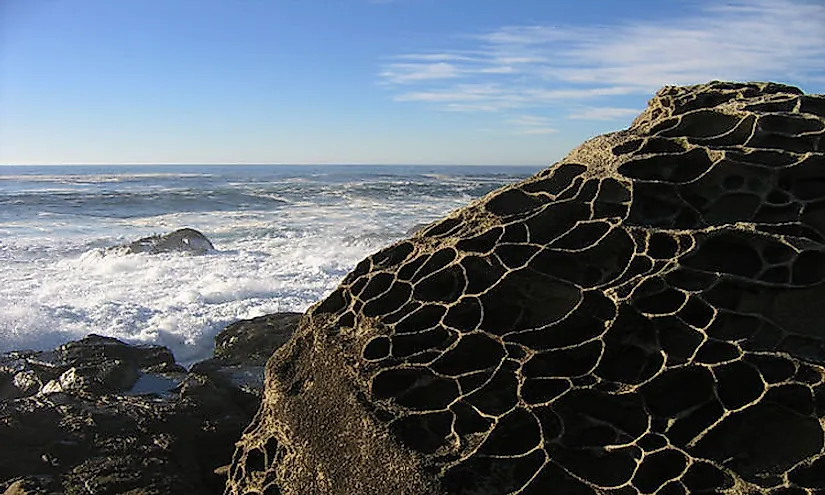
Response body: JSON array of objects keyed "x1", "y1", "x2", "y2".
[{"x1": 0, "y1": 164, "x2": 542, "y2": 365}]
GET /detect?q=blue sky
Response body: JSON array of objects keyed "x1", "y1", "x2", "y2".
[{"x1": 1, "y1": 0, "x2": 824, "y2": 166}]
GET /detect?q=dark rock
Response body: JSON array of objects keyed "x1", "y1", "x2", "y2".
[
  {"x1": 0, "y1": 313, "x2": 300, "y2": 494},
  {"x1": 226, "y1": 82, "x2": 825, "y2": 495},
  {"x1": 111, "y1": 227, "x2": 216, "y2": 255},
  {"x1": 214, "y1": 313, "x2": 302, "y2": 365}
]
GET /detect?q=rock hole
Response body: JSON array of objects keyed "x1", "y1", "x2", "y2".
[
  {"x1": 550, "y1": 221, "x2": 611, "y2": 250},
  {"x1": 647, "y1": 233, "x2": 679, "y2": 259},
  {"x1": 360, "y1": 273, "x2": 395, "y2": 300},
  {"x1": 759, "y1": 114, "x2": 824, "y2": 135},
  {"x1": 394, "y1": 304, "x2": 446, "y2": 334},
  {"x1": 451, "y1": 401, "x2": 493, "y2": 435},
  {"x1": 713, "y1": 361, "x2": 765, "y2": 410},
  {"x1": 722, "y1": 175, "x2": 745, "y2": 190},
  {"x1": 523, "y1": 341, "x2": 603, "y2": 378},
  {"x1": 641, "y1": 366, "x2": 715, "y2": 417},
  {"x1": 443, "y1": 297, "x2": 482, "y2": 331},
  {"x1": 390, "y1": 411, "x2": 453, "y2": 454},
  {"x1": 631, "y1": 449, "x2": 688, "y2": 494},
  {"x1": 788, "y1": 456, "x2": 825, "y2": 488},
  {"x1": 596, "y1": 177, "x2": 631, "y2": 204},
  {"x1": 682, "y1": 460, "x2": 734, "y2": 492},
  {"x1": 659, "y1": 109, "x2": 741, "y2": 138},
  {"x1": 618, "y1": 149, "x2": 714, "y2": 183},
  {"x1": 456, "y1": 227, "x2": 503, "y2": 253},
  {"x1": 374, "y1": 368, "x2": 459, "y2": 410},
  {"x1": 396, "y1": 254, "x2": 429, "y2": 281},
  {"x1": 392, "y1": 327, "x2": 454, "y2": 358},
  {"x1": 799, "y1": 95, "x2": 825, "y2": 117},
  {"x1": 493, "y1": 244, "x2": 539, "y2": 269},
  {"x1": 655, "y1": 317, "x2": 704, "y2": 365},
  {"x1": 691, "y1": 403, "x2": 823, "y2": 483},
  {"x1": 676, "y1": 296, "x2": 715, "y2": 328},
  {"x1": 431, "y1": 333, "x2": 505, "y2": 376},
  {"x1": 486, "y1": 188, "x2": 544, "y2": 217},
  {"x1": 423, "y1": 217, "x2": 461, "y2": 238},
  {"x1": 244, "y1": 448, "x2": 266, "y2": 473},
  {"x1": 362, "y1": 282, "x2": 412, "y2": 317},
  {"x1": 694, "y1": 339, "x2": 741, "y2": 364},
  {"x1": 764, "y1": 384, "x2": 814, "y2": 416},
  {"x1": 612, "y1": 139, "x2": 644, "y2": 155},
  {"x1": 682, "y1": 234, "x2": 764, "y2": 278},
  {"x1": 766, "y1": 190, "x2": 791, "y2": 205},
  {"x1": 465, "y1": 368, "x2": 519, "y2": 416},
  {"x1": 634, "y1": 287, "x2": 687, "y2": 315},
  {"x1": 523, "y1": 163, "x2": 587, "y2": 195},
  {"x1": 667, "y1": 399, "x2": 724, "y2": 447},
  {"x1": 461, "y1": 255, "x2": 509, "y2": 293},
  {"x1": 413, "y1": 265, "x2": 466, "y2": 303},
  {"x1": 791, "y1": 251, "x2": 825, "y2": 285},
  {"x1": 363, "y1": 336, "x2": 391, "y2": 361},
  {"x1": 638, "y1": 137, "x2": 687, "y2": 154},
  {"x1": 478, "y1": 408, "x2": 541, "y2": 456},
  {"x1": 263, "y1": 437, "x2": 278, "y2": 466},
  {"x1": 371, "y1": 242, "x2": 414, "y2": 269},
  {"x1": 408, "y1": 248, "x2": 457, "y2": 283}
]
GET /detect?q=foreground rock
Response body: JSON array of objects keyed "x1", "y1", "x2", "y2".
[
  {"x1": 110, "y1": 227, "x2": 216, "y2": 255},
  {"x1": 0, "y1": 313, "x2": 300, "y2": 494},
  {"x1": 227, "y1": 82, "x2": 825, "y2": 495}
]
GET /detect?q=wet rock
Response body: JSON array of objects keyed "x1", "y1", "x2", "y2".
[
  {"x1": 0, "y1": 313, "x2": 300, "y2": 494},
  {"x1": 111, "y1": 227, "x2": 216, "y2": 255},
  {"x1": 226, "y1": 82, "x2": 825, "y2": 495},
  {"x1": 214, "y1": 313, "x2": 302, "y2": 365}
]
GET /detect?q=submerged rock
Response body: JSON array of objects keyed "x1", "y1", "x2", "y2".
[
  {"x1": 111, "y1": 227, "x2": 216, "y2": 255},
  {"x1": 0, "y1": 314, "x2": 300, "y2": 494},
  {"x1": 226, "y1": 82, "x2": 825, "y2": 495}
]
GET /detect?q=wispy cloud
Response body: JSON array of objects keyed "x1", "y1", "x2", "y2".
[
  {"x1": 379, "y1": 0, "x2": 825, "y2": 129},
  {"x1": 506, "y1": 115, "x2": 557, "y2": 135},
  {"x1": 567, "y1": 107, "x2": 641, "y2": 121}
]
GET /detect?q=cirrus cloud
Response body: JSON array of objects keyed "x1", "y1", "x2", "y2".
[{"x1": 378, "y1": 0, "x2": 825, "y2": 131}]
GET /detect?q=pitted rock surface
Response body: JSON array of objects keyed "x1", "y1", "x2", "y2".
[{"x1": 226, "y1": 82, "x2": 825, "y2": 495}]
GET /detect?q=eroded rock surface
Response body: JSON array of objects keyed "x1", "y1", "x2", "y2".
[
  {"x1": 226, "y1": 82, "x2": 825, "y2": 495},
  {"x1": 1, "y1": 314, "x2": 300, "y2": 494}
]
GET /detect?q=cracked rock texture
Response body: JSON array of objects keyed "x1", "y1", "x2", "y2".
[{"x1": 226, "y1": 82, "x2": 825, "y2": 495}]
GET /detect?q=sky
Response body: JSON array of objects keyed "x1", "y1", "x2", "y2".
[{"x1": 1, "y1": 0, "x2": 824, "y2": 166}]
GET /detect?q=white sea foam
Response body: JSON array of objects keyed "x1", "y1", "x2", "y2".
[{"x1": 0, "y1": 165, "x2": 540, "y2": 365}]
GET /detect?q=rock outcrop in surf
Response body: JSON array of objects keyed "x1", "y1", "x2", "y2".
[
  {"x1": 110, "y1": 227, "x2": 216, "y2": 255},
  {"x1": 226, "y1": 82, "x2": 825, "y2": 495},
  {"x1": 0, "y1": 314, "x2": 300, "y2": 494}
]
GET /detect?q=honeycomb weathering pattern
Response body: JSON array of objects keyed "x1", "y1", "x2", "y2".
[{"x1": 226, "y1": 82, "x2": 825, "y2": 495}]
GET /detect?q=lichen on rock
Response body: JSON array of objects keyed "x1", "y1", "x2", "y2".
[{"x1": 226, "y1": 82, "x2": 825, "y2": 495}]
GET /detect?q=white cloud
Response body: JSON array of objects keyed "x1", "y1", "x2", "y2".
[
  {"x1": 379, "y1": 62, "x2": 461, "y2": 83},
  {"x1": 379, "y1": 0, "x2": 825, "y2": 129},
  {"x1": 567, "y1": 107, "x2": 641, "y2": 121},
  {"x1": 506, "y1": 115, "x2": 558, "y2": 135}
]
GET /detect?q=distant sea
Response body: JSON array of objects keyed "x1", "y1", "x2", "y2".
[{"x1": 0, "y1": 165, "x2": 542, "y2": 364}]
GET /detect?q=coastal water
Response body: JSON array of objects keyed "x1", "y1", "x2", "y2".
[{"x1": 0, "y1": 164, "x2": 542, "y2": 365}]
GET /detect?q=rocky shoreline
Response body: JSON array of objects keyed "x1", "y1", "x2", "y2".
[
  {"x1": 0, "y1": 313, "x2": 301, "y2": 494},
  {"x1": 4, "y1": 82, "x2": 825, "y2": 495}
]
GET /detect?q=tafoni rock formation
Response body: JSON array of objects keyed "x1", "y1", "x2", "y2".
[{"x1": 226, "y1": 82, "x2": 825, "y2": 495}]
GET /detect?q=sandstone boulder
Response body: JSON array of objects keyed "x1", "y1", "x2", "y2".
[{"x1": 226, "y1": 82, "x2": 825, "y2": 495}]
